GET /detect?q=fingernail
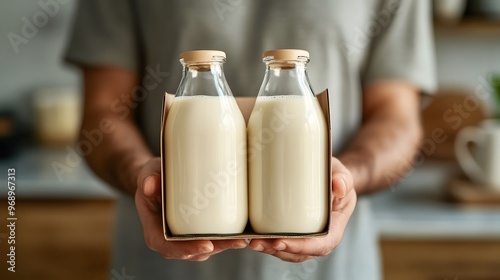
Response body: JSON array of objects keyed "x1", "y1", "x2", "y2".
[
  {"x1": 333, "y1": 177, "x2": 347, "y2": 197},
  {"x1": 232, "y1": 242, "x2": 247, "y2": 249},
  {"x1": 200, "y1": 246, "x2": 213, "y2": 253},
  {"x1": 340, "y1": 178, "x2": 347, "y2": 196},
  {"x1": 198, "y1": 255, "x2": 210, "y2": 261},
  {"x1": 275, "y1": 242, "x2": 286, "y2": 251},
  {"x1": 143, "y1": 176, "x2": 154, "y2": 195},
  {"x1": 252, "y1": 244, "x2": 264, "y2": 251}
]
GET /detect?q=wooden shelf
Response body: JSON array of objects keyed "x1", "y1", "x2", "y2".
[
  {"x1": 382, "y1": 239, "x2": 500, "y2": 280},
  {"x1": 434, "y1": 18, "x2": 500, "y2": 36}
]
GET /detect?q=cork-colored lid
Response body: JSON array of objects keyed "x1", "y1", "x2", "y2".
[
  {"x1": 263, "y1": 49, "x2": 309, "y2": 60},
  {"x1": 179, "y1": 50, "x2": 226, "y2": 63}
]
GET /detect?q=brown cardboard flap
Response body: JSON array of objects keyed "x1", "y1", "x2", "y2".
[
  {"x1": 234, "y1": 97, "x2": 256, "y2": 124},
  {"x1": 161, "y1": 90, "x2": 332, "y2": 240}
]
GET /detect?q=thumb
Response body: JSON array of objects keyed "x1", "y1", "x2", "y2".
[
  {"x1": 331, "y1": 157, "x2": 353, "y2": 199},
  {"x1": 136, "y1": 158, "x2": 162, "y2": 197},
  {"x1": 142, "y1": 175, "x2": 161, "y2": 197}
]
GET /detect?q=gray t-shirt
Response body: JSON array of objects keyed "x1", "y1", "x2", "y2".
[{"x1": 66, "y1": 0, "x2": 435, "y2": 279}]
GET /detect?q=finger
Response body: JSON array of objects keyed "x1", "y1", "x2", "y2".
[
  {"x1": 250, "y1": 234, "x2": 331, "y2": 257},
  {"x1": 249, "y1": 240, "x2": 315, "y2": 262},
  {"x1": 143, "y1": 174, "x2": 161, "y2": 197},
  {"x1": 270, "y1": 236, "x2": 333, "y2": 257},
  {"x1": 135, "y1": 180, "x2": 215, "y2": 259},
  {"x1": 332, "y1": 185, "x2": 357, "y2": 214},
  {"x1": 163, "y1": 241, "x2": 216, "y2": 259},
  {"x1": 331, "y1": 177, "x2": 347, "y2": 198},
  {"x1": 331, "y1": 158, "x2": 353, "y2": 198},
  {"x1": 212, "y1": 239, "x2": 248, "y2": 251},
  {"x1": 249, "y1": 239, "x2": 276, "y2": 254},
  {"x1": 264, "y1": 190, "x2": 356, "y2": 257},
  {"x1": 184, "y1": 254, "x2": 212, "y2": 262},
  {"x1": 136, "y1": 207, "x2": 215, "y2": 258},
  {"x1": 136, "y1": 158, "x2": 162, "y2": 194},
  {"x1": 135, "y1": 175, "x2": 162, "y2": 212},
  {"x1": 185, "y1": 239, "x2": 248, "y2": 261}
]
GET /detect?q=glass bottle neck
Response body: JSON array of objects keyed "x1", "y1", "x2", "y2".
[
  {"x1": 176, "y1": 62, "x2": 232, "y2": 97},
  {"x1": 259, "y1": 61, "x2": 314, "y2": 97}
]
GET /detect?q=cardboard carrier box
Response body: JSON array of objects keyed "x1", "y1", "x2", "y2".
[{"x1": 160, "y1": 90, "x2": 332, "y2": 240}]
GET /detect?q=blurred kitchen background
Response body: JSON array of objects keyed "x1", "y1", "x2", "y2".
[{"x1": 1, "y1": 1, "x2": 500, "y2": 279}]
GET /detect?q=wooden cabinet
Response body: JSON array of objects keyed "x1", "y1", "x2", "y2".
[
  {"x1": 1, "y1": 200, "x2": 499, "y2": 280},
  {"x1": 434, "y1": 18, "x2": 500, "y2": 37},
  {"x1": 0, "y1": 200, "x2": 114, "y2": 280},
  {"x1": 381, "y1": 239, "x2": 500, "y2": 280}
]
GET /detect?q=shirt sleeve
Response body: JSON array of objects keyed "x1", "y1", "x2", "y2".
[
  {"x1": 362, "y1": 0, "x2": 437, "y2": 93},
  {"x1": 64, "y1": 0, "x2": 139, "y2": 70}
]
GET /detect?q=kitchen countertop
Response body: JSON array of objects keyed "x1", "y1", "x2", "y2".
[
  {"x1": 0, "y1": 147, "x2": 116, "y2": 199},
  {"x1": 371, "y1": 161, "x2": 500, "y2": 239},
  {"x1": 1, "y1": 147, "x2": 500, "y2": 238}
]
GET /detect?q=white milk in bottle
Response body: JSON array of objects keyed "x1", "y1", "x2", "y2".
[
  {"x1": 248, "y1": 49, "x2": 328, "y2": 234},
  {"x1": 165, "y1": 50, "x2": 247, "y2": 235}
]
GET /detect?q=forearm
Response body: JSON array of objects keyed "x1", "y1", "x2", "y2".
[
  {"x1": 80, "y1": 115, "x2": 152, "y2": 195},
  {"x1": 339, "y1": 82, "x2": 423, "y2": 195},
  {"x1": 81, "y1": 66, "x2": 153, "y2": 195}
]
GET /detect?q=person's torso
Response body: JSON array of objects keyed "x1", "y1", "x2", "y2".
[
  {"x1": 114, "y1": 2, "x2": 384, "y2": 279},
  {"x1": 133, "y1": 0, "x2": 381, "y2": 155}
]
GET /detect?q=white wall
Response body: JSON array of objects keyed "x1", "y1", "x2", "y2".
[
  {"x1": 435, "y1": 35, "x2": 500, "y2": 88},
  {"x1": 0, "y1": 0, "x2": 79, "y2": 122}
]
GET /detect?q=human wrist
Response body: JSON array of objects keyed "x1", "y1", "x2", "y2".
[
  {"x1": 338, "y1": 153, "x2": 371, "y2": 195},
  {"x1": 114, "y1": 152, "x2": 152, "y2": 195}
]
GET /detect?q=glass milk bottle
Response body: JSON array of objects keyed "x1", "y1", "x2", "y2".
[
  {"x1": 248, "y1": 49, "x2": 328, "y2": 233},
  {"x1": 165, "y1": 50, "x2": 247, "y2": 235}
]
